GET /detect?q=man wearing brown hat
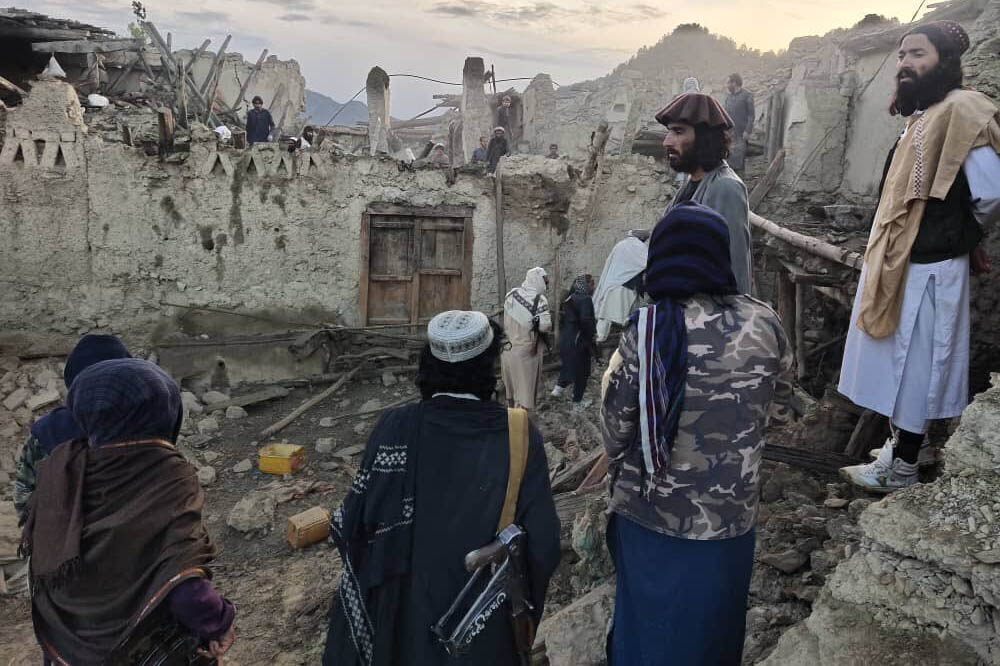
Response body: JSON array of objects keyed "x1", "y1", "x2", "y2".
[
  {"x1": 839, "y1": 20, "x2": 1000, "y2": 493},
  {"x1": 656, "y1": 93, "x2": 752, "y2": 294}
]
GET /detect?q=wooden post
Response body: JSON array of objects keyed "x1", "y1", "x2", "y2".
[
  {"x1": 199, "y1": 35, "x2": 231, "y2": 97},
  {"x1": 795, "y1": 282, "x2": 808, "y2": 381},
  {"x1": 777, "y1": 271, "x2": 796, "y2": 359},
  {"x1": 229, "y1": 49, "x2": 268, "y2": 115},
  {"x1": 157, "y1": 107, "x2": 175, "y2": 156},
  {"x1": 748, "y1": 149, "x2": 785, "y2": 211},
  {"x1": 766, "y1": 89, "x2": 785, "y2": 163},
  {"x1": 495, "y1": 159, "x2": 507, "y2": 308}
]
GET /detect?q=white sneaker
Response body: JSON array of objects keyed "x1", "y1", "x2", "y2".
[
  {"x1": 868, "y1": 443, "x2": 937, "y2": 468},
  {"x1": 571, "y1": 399, "x2": 593, "y2": 413},
  {"x1": 551, "y1": 385, "x2": 567, "y2": 398},
  {"x1": 841, "y1": 439, "x2": 918, "y2": 493}
]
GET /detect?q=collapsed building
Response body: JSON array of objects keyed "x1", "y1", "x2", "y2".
[{"x1": 2, "y1": 0, "x2": 1000, "y2": 663}]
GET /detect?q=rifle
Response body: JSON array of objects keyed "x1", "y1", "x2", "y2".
[{"x1": 430, "y1": 524, "x2": 538, "y2": 665}]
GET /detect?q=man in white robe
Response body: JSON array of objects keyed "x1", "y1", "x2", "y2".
[
  {"x1": 501, "y1": 267, "x2": 552, "y2": 409},
  {"x1": 593, "y1": 233, "x2": 648, "y2": 342},
  {"x1": 839, "y1": 21, "x2": 1000, "y2": 493}
]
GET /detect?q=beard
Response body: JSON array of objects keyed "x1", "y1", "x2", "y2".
[
  {"x1": 894, "y1": 62, "x2": 961, "y2": 117},
  {"x1": 666, "y1": 147, "x2": 698, "y2": 174}
]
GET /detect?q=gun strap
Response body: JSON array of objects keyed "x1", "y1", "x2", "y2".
[{"x1": 499, "y1": 408, "x2": 530, "y2": 533}]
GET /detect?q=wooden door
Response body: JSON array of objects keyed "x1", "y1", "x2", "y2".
[{"x1": 360, "y1": 205, "x2": 473, "y2": 326}]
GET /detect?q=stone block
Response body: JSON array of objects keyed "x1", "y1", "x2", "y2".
[
  {"x1": 201, "y1": 391, "x2": 230, "y2": 406},
  {"x1": 232, "y1": 458, "x2": 253, "y2": 473},
  {"x1": 2, "y1": 388, "x2": 30, "y2": 412},
  {"x1": 197, "y1": 466, "x2": 217, "y2": 486},
  {"x1": 181, "y1": 391, "x2": 204, "y2": 415},
  {"x1": 316, "y1": 437, "x2": 334, "y2": 454},
  {"x1": 197, "y1": 417, "x2": 220, "y2": 434},
  {"x1": 536, "y1": 580, "x2": 614, "y2": 666},
  {"x1": 26, "y1": 389, "x2": 60, "y2": 412},
  {"x1": 227, "y1": 491, "x2": 276, "y2": 532},
  {"x1": 225, "y1": 405, "x2": 248, "y2": 420}
]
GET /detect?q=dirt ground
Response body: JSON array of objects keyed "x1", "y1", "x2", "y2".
[{"x1": 0, "y1": 359, "x2": 609, "y2": 665}]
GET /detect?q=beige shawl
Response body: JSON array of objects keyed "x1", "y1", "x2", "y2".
[{"x1": 858, "y1": 89, "x2": 1000, "y2": 338}]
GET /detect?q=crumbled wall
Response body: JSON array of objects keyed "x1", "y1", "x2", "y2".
[
  {"x1": 0, "y1": 82, "x2": 668, "y2": 343},
  {"x1": 762, "y1": 376, "x2": 1000, "y2": 665},
  {"x1": 179, "y1": 50, "x2": 306, "y2": 123}
]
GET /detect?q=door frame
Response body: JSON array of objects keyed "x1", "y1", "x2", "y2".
[{"x1": 359, "y1": 203, "x2": 474, "y2": 327}]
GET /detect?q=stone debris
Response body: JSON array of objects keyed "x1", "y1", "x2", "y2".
[
  {"x1": 197, "y1": 417, "x2": 220, "y2": 434},
  {"x1": 181, "y1": 391, "x2": 204, "y2": 415},
  {"x1": 25, "y1": 388, "x2": 60, "y2": 411},
  {"x1": 225, "y1": 405, "x2": 248, "y2": 420},
  {"x1": 336, "y1": 444, "x2": 364, "y2": 459},
  {"x1": 227, "y1": 491, "x2": 276, "y2": 532},
  {"x1": 381, "y1": 371, "x2": 397, "y2": 387},
  {"x1": 315, "y1": 437, "x2": 334, "y2": 454},
  {"x1": 319, "y1": 417, "x2": 336, "y2": 427},
  {"x1": 201, "y1": 391, "x2": 230, "y2": 406},
  {"x1": 2, "y1": 387, "x2": 29, "y2": 412},
  {"x1": 760, "y1": 549, "x2": 810, "y2": 574},
  {"x1": 197, "y1": 465, "x2": 217, "y2": 486},
  {"x1": 232, "y1": 458, "x2": 253, "y2": 474}
]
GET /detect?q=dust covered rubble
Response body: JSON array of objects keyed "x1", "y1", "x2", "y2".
[{"x1": 762, "y1": 374, "x2": 1000, "y2": 666}]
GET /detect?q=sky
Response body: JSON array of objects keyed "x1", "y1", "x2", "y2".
[{"x1": 23, "y1": 0, "x2": 929, "y2": 117}]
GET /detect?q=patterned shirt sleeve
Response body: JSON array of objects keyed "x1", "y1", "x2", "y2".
[
  {"x1": 600, "y1": 321, "x2": 639, "y2": 462},
  {"x1": 766, "y1": 316, "x2": 795, "y2": 427},
  {"x1": 13, "y1": 434, "x2": 43, "y2": 523}
]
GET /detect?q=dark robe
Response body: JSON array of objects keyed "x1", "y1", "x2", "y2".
[
  {"x1": 323, "y1": 396, "x2": 561, "y2": 666},
  {"x1": 487, "y1": 137, "x2": 509, "y2": 173},
  {"x1": 557, "y1": 292, "x2": 597, "y2": 401},
  {"x1": 246, "y1": 107, "x2": 275, "y2": 144}
]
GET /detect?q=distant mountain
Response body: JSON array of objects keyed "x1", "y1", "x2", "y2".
[{"x1": 305, "y1": 89, "x2": 368, "y2": 127}]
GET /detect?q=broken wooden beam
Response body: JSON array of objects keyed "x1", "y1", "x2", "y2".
[
  {"x1": 229, "y1": 48, "x2": 268, "y2": 117},
  {"x1": 0, "y1": 74, "x2": 27, "y2": 97},
  {"x1": 260, "y1": 362, "x2": 363, "y2": 437},
  {"x1": 203, "y1": 386, "x2": 291, "y2": 413},
  {"x1": 319, "y1": 394, "x2": 419, "y2": 423},
  {"x1": 551, "y1": 447, "x2": 605, "y2": 494},
  {"x1": 750, "y1": 212, "x2": 864, "y2": 270},
  {"x1": 749, "y1": 148, "x2": 784, "y2": 210},
  {"x1": 31, "y1": 38, "x2": 142, "y2": 53}
]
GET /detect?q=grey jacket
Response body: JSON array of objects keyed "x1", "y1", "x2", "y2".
[{"x1": 665, "y1": 163, "x2": 752, "y2": 294}]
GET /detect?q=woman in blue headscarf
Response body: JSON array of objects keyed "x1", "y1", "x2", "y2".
[{"x1": 23, "y1": 358, "x2": 236, "y2": 665}]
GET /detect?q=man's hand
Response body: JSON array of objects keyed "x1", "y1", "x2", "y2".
[
  {"x1": 971, "y1": 245, "x2": 992, "y2": 274},
  {"x1": 197, "y1": 625, "x2": 236, "y2": 663}
]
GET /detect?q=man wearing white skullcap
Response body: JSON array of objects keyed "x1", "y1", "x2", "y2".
[{"x1": 323, "y1": 310, "x2": 561, "y2": 665}]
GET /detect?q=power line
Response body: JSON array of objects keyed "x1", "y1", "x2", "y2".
[{"x1": 322, "y1": 85, "x2": 365, "y2": 126}]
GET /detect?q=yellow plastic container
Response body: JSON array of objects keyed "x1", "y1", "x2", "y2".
[{"x1": 258, "y1": 442, "x2": 305, "y2": 475}]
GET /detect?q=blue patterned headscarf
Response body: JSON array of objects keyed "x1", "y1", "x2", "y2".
[
  {"x1": 66, "y1": 358, "x2": 183, "y2": 448},
  {"x1": 633, "y1": 201, "x2": 738, "y2": 483}
]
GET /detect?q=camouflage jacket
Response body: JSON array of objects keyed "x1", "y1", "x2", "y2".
[
  {"x1": 13, "y1": 433, "x2": 44, "y2": 523},
  {"x1": 600, "y1": 294, "x2": 793, "y2": 540}
]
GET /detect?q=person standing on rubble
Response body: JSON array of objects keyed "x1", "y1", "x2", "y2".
[
  {"x1": 487, "y1": 126, "x2": 509, "y2": 173},
  {"x1": 497, "y1": 94, "x2": 515, "y2": 145},
  {"x1": 502, "y1": 267, "x2": 552, "y2": 411},
  {"x1": 724, "y1": 73, "x2": 754, "y2": 172},
  {"x1": 12, "y1": 333, "x2": 131, "y2": 524},
  {"x1": 472, "y1": 135, "x2": 489, "y2": 163},
  {"x1": 23, "y1": 358, "x2": 235, "y2": 664},
  {"x1": 323, "y1": 310, "x2": 560, "y2": 665},
  {"x1": 839, "y1": 21, "x2": 1000, "y2": 493},
  {"x1": 246, "y1": 95, "x2": 275, "y2": 145},
  {"x1": 592, "y1": 231, "x2": 649, "y2": 344},
  {"x1": 601, "y1": 201, "x2": 793, "y2": 666},
  {"x1": 658, "y1": 92, "x2": 753, "y2": 294},
  {"x1": 551, "y1": 274, "x2": 597, "y2": 411}
]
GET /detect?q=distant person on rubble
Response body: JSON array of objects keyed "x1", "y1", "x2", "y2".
[
  {"x1": 546, "y1": 143, "x2": 560, "y2": 159},
  {"x1": 323, "y1": 310, "x2": 560, "y2": 665},
  {"x1": 592, "y1": 231, "x2": 649, "y2": 343},
  {"x1": 657, "y1": 92, "x2": 753, "y2": 294},
  {"x1": 429, "y1": 142, "x2": 450, "y2": 166},
  {"x1": 724, "y1": 73, "x2": 754, "y2": 172},
  {"x1": 551, "y1": 274, "x2": 597, "y2": 411},
  {"x1": 497, "y1": 94, "x2": 515, "y2": 144},
  {"x1": 23, "y1": 358, "x2": 235, "y2": 664},
  {"x1": 502, "y1": 267, "x2": 552, "y2": 410},
  {"x1": 246, "y1": 94, "x2": 275, "y2": 144},
  {"x1": 487, "y1": 126, "x2": 510, "y2": 173},
  {"x1": 682, "y1": 76, "x2": 701, "y2": 94},
  {"x1": 601, "y1": 201, "x2": 793, "y2": 666},
  {"x1": 12, "y1": 333, "x2": 131, "y2": 523},
  {"x1": 472, "y1": 134, "x2": 489, "y2": 162},
  {"x1": 839, "y1": 20, "x2": 1000, "y2": 493}
]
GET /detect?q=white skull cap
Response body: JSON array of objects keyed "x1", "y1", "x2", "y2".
[{"x1": 427, "y1": 310, "x2": 494, "y2": 363}]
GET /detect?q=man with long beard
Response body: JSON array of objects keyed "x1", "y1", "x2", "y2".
[
  {"x1": 839, "y1": 20, "x2": 1000, "y2": 492},
  {"x1": 657, "y1": 93, "x2": 752, "y2": 294}
]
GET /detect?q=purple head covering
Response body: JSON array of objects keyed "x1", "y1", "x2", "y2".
[{"x1": 67, "y1": 358, "x2": 183, "y2": 447}]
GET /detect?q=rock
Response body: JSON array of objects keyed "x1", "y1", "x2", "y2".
[
  {"x1": 971, "y1": 606, "x2": 986, "y2": 626},
  {"x1": 320, "y1": 461, "x2": 340, "y2": 471},
  {"x1": 202, "y1": 451, "x2": 220, "y2": 463},
  {"x1": 316, "y1": 437, "x2": 335, "y2": 454},
  {"x1": 951, "y1": 575, "x2": 973, "y2": 596},
  {"x1": 974, "y1": 548, "x2": 1000, "y2": 564},
  {"x1": 0, "y1": 502, "x2": 20, "y2": 559},
  {"x1": 32, "y1": 368, "x2": 59, "y2": 388},
  {"x1": 201, "y1": 390, "x2": 230, "y2": 405},
  {"x1": 336, "y1": 444, "x2": 365, "y2": 459},
  {"x1": 545, "y1": 442, "x2": 566, "y2": 468},
  {"x1": 353, "y1": 421, "x2": 369, "y2": 436},
  {"x1": 381, "y1": 371, "x2": 397, "y2": 387},
  {"x1": 225, "y1": 405, "x2": 248, "y2": 420},
  {"x1": 181, "y1": 391, "x2": 204, "y2": 415},
  {"x1": 760, "y1": 549, "x2": 809, "y2": 574},
  {"x1": 2, "y1": 387, "x2": 30, "y2": 412},
  {"x1": 197, "y1": 417, "x2": 220, "y2": 434},
  {"x1": 26, "y1": 388, "x2": 61, "y2": 411},
  {"x1": 232, "y1": 458, "x2": 253, "y2": 473},
  {"x1": 359, "y1": 398, "x2": 382, "y2": 412},
  {"x1": 319, "y1": 417, "x2": 336, "y2": 427},
  {"x1": 536, "y1": 581, "x2": 615, "y2": 666},
  {"x1": 810, "y1": 549, "x2": 841, "y2": 576},
  {"x1": 197, "y1": 466, "x2": 217, "y2": 486},
  {"x1": 824, "y1": 497, "x2": 850, "y2": 509},
  {"x1": 227, "y1": 491, "x2": 276, "y2": 532},
  {"x1": 848, "y1": 498, "x2": 872, "y2": 518}
]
